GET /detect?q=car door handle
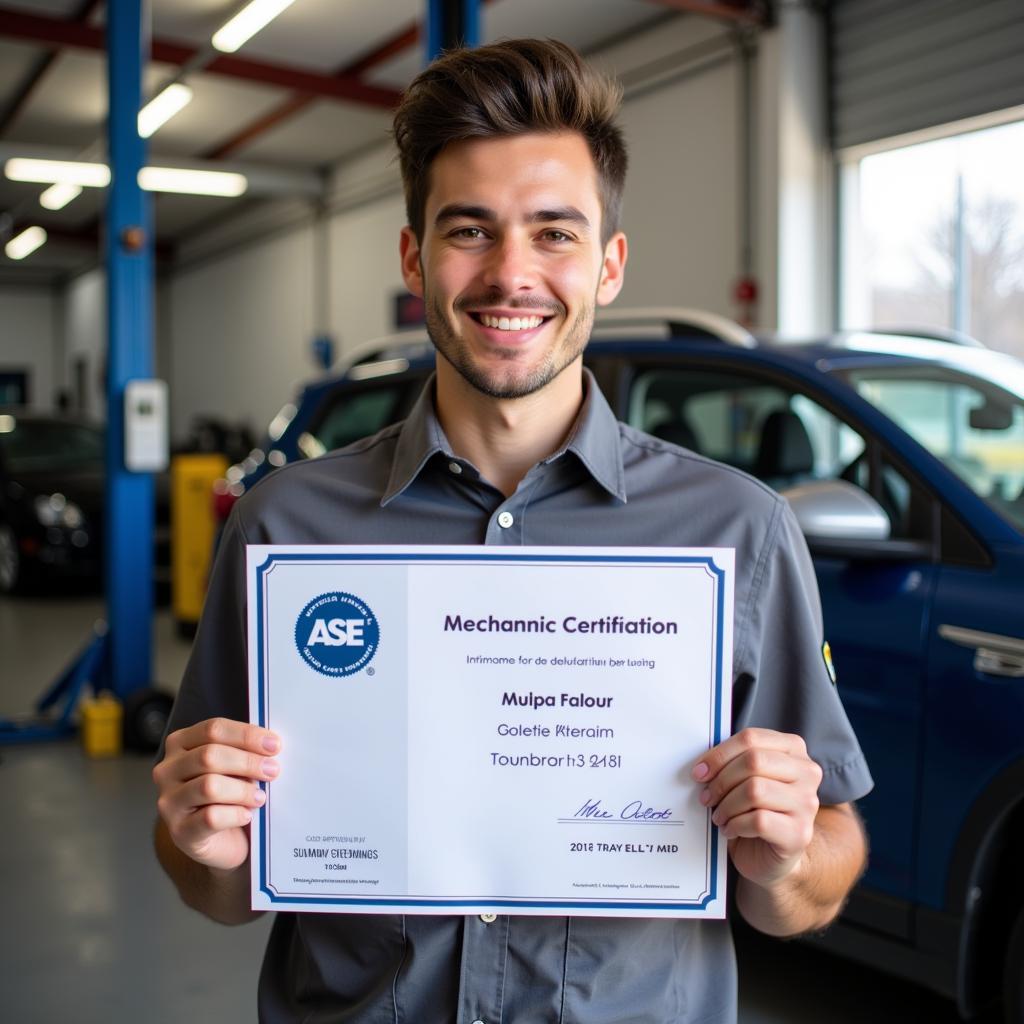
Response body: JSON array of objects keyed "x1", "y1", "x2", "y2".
[{"x1": 938, "y1": 625, "x2": 1024, "y2": 678}]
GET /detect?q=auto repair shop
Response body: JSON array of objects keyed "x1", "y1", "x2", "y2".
[{"x1": 1, "y1": 2, "x2": 1023, "y2": 1022}]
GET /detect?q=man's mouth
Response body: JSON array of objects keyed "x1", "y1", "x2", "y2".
[{"x1": 468, "y1": 312, "x2": 552, "y2": 332}]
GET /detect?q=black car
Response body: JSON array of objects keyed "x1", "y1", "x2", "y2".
[{"x1": 0, "y1": 411, "x2": 106, "y2": 592}]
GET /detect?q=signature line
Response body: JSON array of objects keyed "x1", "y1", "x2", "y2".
[{"x1": 557, "y1": 819, "x2": 686, "y2": 826}]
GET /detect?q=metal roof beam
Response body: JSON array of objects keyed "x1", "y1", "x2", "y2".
[
  {"x1": 640, "y1": 0, "x2": 771, "y2": 28},
  {"x1": 0, "y1": 6, "x2": 403, "y2": 108}
]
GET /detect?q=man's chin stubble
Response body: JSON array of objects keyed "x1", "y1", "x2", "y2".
[{"x1": 426, "y1": 304, "x2": 591, "y2": 401}]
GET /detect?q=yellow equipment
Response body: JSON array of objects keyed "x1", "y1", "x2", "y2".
[{"x1": 171, "y1": 453, "x2": 228, "y2": 630}]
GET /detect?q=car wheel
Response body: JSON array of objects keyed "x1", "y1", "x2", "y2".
[
  {"x1": 0, "y1": 524, "x2": 20, "y2": 593},
  {"x1": 122, "y1": 688, "x2": 175, "y2": 752},
  {"x1": 1005, "y1": 904, "x2": 1024, "y2": 1024}
]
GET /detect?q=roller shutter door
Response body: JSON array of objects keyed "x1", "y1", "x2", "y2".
[{"x1": 830, "y1": 0, "x2": 1024, "y2": 150}]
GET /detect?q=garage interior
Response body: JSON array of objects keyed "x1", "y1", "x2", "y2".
[{"x1": 1, "y1": 1, "x2": 1023, "y2": 1021}]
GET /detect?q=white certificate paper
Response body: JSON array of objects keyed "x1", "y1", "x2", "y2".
[{"x1": 247, "y1": 546, "x2": 733, "y2": 918}]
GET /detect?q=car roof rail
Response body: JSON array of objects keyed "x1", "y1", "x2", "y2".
[
  {"x1": 593, "y1": 307, "x2": 756, "y2": 348},
  {"x1": 332, "y1": 329, "x2": 432, "y2": 374},
  {"x1": 839, "y1": 325, "x2": 986, "y2": 348}
]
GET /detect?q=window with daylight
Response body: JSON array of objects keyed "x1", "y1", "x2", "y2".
[{"x1": 840, "y1": 117, "x2": 1024, "y2": 361}]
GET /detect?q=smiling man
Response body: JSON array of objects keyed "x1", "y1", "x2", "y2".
[{"x1": 153, "y1": 39, "x2": 871, "y2": 1023}]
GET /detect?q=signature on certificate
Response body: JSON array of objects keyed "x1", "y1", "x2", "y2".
[{"x1": 573, "y1": 797, "x2": 674, "y2": 821}]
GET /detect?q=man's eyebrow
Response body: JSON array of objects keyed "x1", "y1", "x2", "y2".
[
  {"x1": 434, "y1": 204, "x2": 495, "y2": 225},
  {"x1": 433, "y1": 204, "x2": 592, "y2": 230},
  {"x1": 529, "y1": 207, "x2": 591, "y2": 229}
]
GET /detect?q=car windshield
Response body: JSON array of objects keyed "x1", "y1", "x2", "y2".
[
  {"x1": 842, "y1": 364, "x2": 1024, "y2": 533},
  {"x1": 0, "y1": 416, "x2": 105, "y2": 472}
]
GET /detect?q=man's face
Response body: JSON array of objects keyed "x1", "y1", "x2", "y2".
[{"x1": 400, "y1": 132, "x2": 626, "y2": 400}]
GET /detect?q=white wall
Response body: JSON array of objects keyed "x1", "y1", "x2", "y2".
[
  {"x1": 167, "y1": 223, "x2": 315, "y2": 441},
  {"x1": 63, "y1": 269, "x2": 106, "y2": 420},
  {"x1": 0, "y1": 286, "x2": 59, "y2": 410}
]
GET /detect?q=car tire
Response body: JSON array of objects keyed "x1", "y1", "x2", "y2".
[
  {"x1": 0, "y1": 523, "x2": 20, "y2": 594},
  {"x1": 1005, "y1": 904, "x2": 1024, "y2": 1024},
  {"x1": 122, "y1": 687, "x2": 175, "y2": 752}
]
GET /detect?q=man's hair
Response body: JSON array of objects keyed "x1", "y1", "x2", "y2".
[{"x1": 392, "y1": 38, "x2": 627, "y2": 245}]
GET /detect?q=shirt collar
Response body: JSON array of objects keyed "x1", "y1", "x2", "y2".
[{"x1": 380, "y1": 368, "x2": 627, "y2": 506}]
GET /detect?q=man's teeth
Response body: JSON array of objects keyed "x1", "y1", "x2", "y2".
[{"x1": 479, "y1": 314, "x2": 544, "y2": 331}]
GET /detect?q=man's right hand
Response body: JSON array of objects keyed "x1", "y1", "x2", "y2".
[{"x1": 153, "y1": 718, "x2": 281, "y2": 872}]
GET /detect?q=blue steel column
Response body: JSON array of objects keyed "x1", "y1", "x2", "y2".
[
  {"x1": 105, "y1": 0, "x2": 154, "y2": 699},
  {"x1": 426, "y1": 0, "x2": 480, "y2": 61}
]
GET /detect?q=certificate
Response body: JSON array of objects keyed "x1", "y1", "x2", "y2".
[{"x1": 247, "y1": 546, "x2": 733, "y2": 918}]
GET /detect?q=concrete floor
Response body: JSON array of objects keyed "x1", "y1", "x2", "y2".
[{"x1": 0, "y1": 590, "x2": 964, "y2": 1023}]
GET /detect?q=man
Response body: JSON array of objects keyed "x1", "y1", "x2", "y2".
[{"x1": 154, "y1": 38, "x2": 871, "y2": 1023}]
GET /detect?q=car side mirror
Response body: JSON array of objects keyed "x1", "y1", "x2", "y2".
[
  {"x1": 782, "y1": 480, "x2": 891, "y2": 541},
  {"x1": 782, "y1": 480, "x2": 935, "y2": 561}
]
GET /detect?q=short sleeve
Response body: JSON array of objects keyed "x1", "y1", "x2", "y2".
[
  {"x1": 733, "y1": 499, "x2": 873, "y2": 806},
  {"x1": 160, "y1": 510, "x2": 250, "y2": 754}
]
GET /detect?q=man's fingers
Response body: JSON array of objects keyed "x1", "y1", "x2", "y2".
[
  {"x1": 173, "y1": 803, "x2": 255, "y2": 846},
  {"x1": 699, "y1": 747, "x2": 821, "y2": 810},
  {"x1": 708, "y1": 777, "x2": 819, "y2": 831},
  {"x1": 165, "y1": 717, "x2": 280, "y2": 758},
  {"x1": 717, "y1": 808, "x2": 815, "y2": 854},
  {"x1": 692, "y1": 728, "x2": 808, "y2": 783}
]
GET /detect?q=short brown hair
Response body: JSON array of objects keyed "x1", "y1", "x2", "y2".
[{"x1": 392, "y1": 38, "x2": 627, "y2": 244}]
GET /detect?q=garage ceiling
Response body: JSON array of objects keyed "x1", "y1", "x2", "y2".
[{"x1": 0, "y1": 0, "x2": 766, "y2": 285}]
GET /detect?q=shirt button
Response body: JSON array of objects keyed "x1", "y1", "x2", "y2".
[
  {"x1": 479, "y1": 913, "x2": 497, "y2": 924},
  {"x1": 448, "y1": 461, "x2": 462, "y2": 475},
  {"x1": 497, "y1": 511, "x2": 514, "y2": 529}
]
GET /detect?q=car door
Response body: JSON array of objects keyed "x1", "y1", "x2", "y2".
[{"x1": 612, "y1": 355, "x2": 936, "y2": 935}]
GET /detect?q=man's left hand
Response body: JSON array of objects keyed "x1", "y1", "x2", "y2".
[{"x1": 693, "y1": 727, "x2": 823, "y2": 889}]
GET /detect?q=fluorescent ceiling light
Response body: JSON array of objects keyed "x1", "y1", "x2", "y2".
[
  {"x1": 138, "y1": 83, "x2": 194, "y2": 139},
  {"x1": 39, "y1": 183, "x2": 83, "y2": 210},
  {"x1": 5, "y1": 226, "x2": 47, "y2": 260},
  {"x1": 211, "y1": 0, "x2": 296, "y2": 53},
  {"x1": 5, "y1": 158, "x2": 110, "y2": 187},
  {"x1": 138, "y1": 166, "x2": 248, "y2": 197}
]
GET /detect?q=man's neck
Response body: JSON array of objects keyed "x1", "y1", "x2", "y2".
[{"x1": 434, "y1": 362, "x2": 585, "y2": 498}]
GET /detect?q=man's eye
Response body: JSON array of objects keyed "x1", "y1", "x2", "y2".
[
  {"x1": 542, "y1": 230, "x2": 572, "y2": 243},
  {"x1": 452, "y1": 227, "x2": 486, "y2": 239}
]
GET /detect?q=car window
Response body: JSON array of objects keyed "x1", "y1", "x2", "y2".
[
  {"x1": 298, "y1": 381, "x2": 422, "y2": 459},
  {"x1": 627, "y1": 365, "x2": 936, "y2": 545},
  {"x1": 844, "y1": 368, "x2": 1024, "y2": 533},
  {"x1": 628, "y1": 367, "x2": 865, "y2": 483},
  {"x1": 0, "y1": 416, "x2": 104, "y2": 472}
]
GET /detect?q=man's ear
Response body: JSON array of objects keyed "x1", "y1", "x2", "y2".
[
  {"x1": 399, "y1": 226, "x2": 424, "y2": 298},
  {"x1": 596, "y1": 232, "x2": 628, "y2": 306}
]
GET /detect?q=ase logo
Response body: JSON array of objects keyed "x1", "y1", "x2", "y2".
[{"x1": 295, "y1": 591, "x2": 380, "y2": 678}]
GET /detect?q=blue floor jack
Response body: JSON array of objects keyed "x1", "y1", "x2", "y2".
[{"x1": 0, "y1": 622, "x2": 110, "y2": 745}]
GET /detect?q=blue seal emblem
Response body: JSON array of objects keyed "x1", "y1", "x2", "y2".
[{"x1": 295, "y1": 591, "x2": 380, "y2": 678}]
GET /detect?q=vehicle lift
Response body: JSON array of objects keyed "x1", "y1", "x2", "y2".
[{"x1": 0, "y1": 0, "x2": 171, "y2": 750}]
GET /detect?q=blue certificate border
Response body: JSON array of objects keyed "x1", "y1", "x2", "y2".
[{"x1": 253, "y1": 550, "x2": 728, "y2": 914}]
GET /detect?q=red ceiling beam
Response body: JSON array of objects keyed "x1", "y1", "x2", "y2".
[
  {"x1": 641, "y1": 0, "x2": 770, "y2": 27},
  {"x1": 0, "y1": 0, "x2": 101, "y2": 137},
  {"x1": 0, "y1": 6, "x2": 403, "y2": 108},
  {"x1": 205, "y1": 0, "x2": 504, "y2": 161}
]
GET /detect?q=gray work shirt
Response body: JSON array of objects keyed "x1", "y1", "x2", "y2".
[{"x1": 168, "y1": 371, "x2": 872, "y2": 1024}]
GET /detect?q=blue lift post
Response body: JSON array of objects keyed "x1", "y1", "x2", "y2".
[
  {"x1": 426, "y1": 0, "x2": 481, "y2": 60},
  {"x1": 0, "y1": 0, "x2": 161, "y2": 747},
  {"x1": 105, "y1": 0, "x2": 155, "y2": 707}
]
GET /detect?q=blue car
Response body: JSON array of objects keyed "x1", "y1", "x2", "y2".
[{"x1": 218, "y1": 311, "x2": 1024, "y2": 1022}]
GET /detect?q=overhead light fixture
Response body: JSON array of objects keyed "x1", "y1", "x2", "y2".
[
  {"x1": 138, "y1": 83, "x2": 194, "y2": 139},
  {"x1": 5, "y1": 158, "x2": 110, "y2": 188},
  {"x1": 211, "y1": 0, "x2": 296, "y2": 53},
  {"x1": 39, "y1": 183, "x2": 83, "y2": 210},
  {"x1": 5, "y1": 226, "x2": 47, "y2": 260},
  {"x1": 138, "y1": 167, "x2": 248, "y2": 197}
]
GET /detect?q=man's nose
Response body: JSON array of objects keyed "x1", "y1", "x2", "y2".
[{"x1": 481, "y1": 235, "x2": 538, "y2": 293}]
